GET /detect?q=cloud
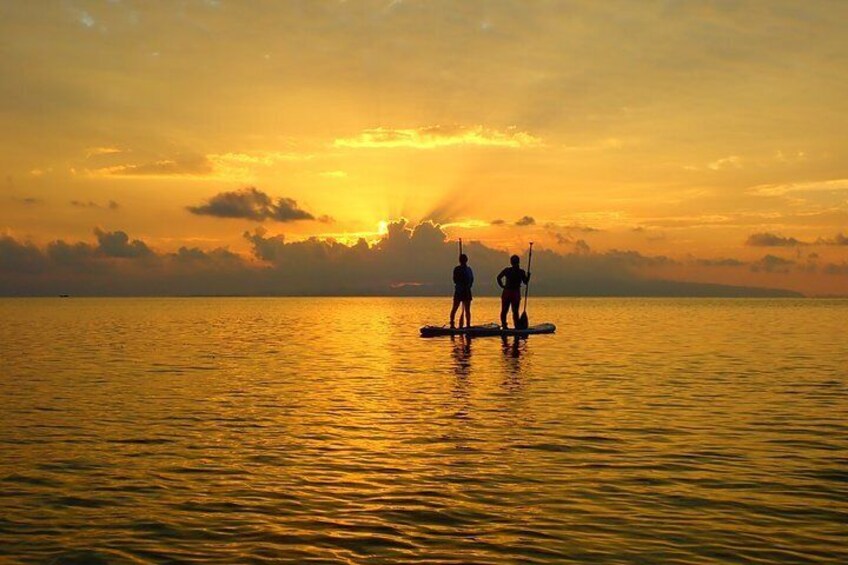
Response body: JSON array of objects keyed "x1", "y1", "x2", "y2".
[
  {"x1": 94, "y1": 154, "x2": 214, "y2": 177},
  {"x1": 749, "y1": 179, "x2": 848, "y2": 197},
  {"x1": 1, "y1": 229, "x2": 251, "y2": 295},
  {"x1": 751, "y1": 255, "x2": 795, "y2": 274},
  {"x1": 707, "y1": 156, "x2": 743, "y2": 171},
  {"x1": 815, "y1": 233, "x2": 848, "y2": 246},
  {"x1": 552, "y1": 233, "x2": 594, "y2": 253},
  {"x1": 75, "y1": 10, "x2": 96, "y2": 29},
  {"x1": 70, "y1": 200, "x2": 120, "y2": 210},
  {"x1": 93, "y1": 228, "x2": 153, "y2": 258},
  {"x1": 85, "y1": 151, "x2": 312, "y2": 181},
  {"x1": 171, "y1": 246, "x2": 241, "y2": 264},
  {"x1": 554, "y1": 233, "x2": 572, "y2": 245},
  {"x1": 207, "y1": 152, "x2": 310, "y2": 166},
  {"x1": 696, "y1": 258, "x2": 746, "y2": 267},
  {"x1": 746, "y1": 232, "x2": 848, "y2": 247},
  {"x1": 0, "y1": 236, "x2": 47, "y2": 274},
  {"x1": 319, "y1": 170, "x2": 347, "y2": 179},
  {"x1": 205, "y1": 152, "x2": 313, "y2": 179},
  {"x1": 569, "y1": 225, "x2": 601, "y2": 233},
  {"x1": 334, "y1": 125, "x2": 541, "y2": 149},
  {"x1": 573, "y1": 240, "x2": 591, "y2": 255},
  {"x1": 187, "y1": 187, "x2": 316, "y2": 222},
  {"x1": 546, "y1": 222, "x2": 602, "y2": 233},
  {"x1": 490, "y1": 219, "x2": 506, "y2": 226},
  {"x1": 0, "y1": 221, "x2": 805, "y2": 297},
  {"x1": 746, "y1": 232, "x2": 804, "y2": 247},
  {"x1": 823, "y1": 262, "x2": 848, "y2": 275},
  {"x1": 12, "y1": 197, "x2": 43, "y2": 205},
  {"x1": 86, "y1": 147, "x2": 122, "y2": 158},
  {"x1": 773, "y1": 150, "x2": 807, "y2": 164},
  {"x1": 515, "y1": 216, "x2": 536, "y2": 226}
]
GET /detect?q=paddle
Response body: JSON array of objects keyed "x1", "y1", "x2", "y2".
[
  {"x1": 458, "y1": 238, "x2": 465, "y2": 328},
  {"x1": 517, "y1": 241, "x2": 533, "y2": 330}
]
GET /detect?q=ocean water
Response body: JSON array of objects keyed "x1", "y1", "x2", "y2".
[{"x1": 1, "y1": 297, "x2": 846, "y2": 564}]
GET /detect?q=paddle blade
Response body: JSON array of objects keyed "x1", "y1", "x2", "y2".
[{"x1": 517, "y1": 312, "x2": 529, "y2": 330}]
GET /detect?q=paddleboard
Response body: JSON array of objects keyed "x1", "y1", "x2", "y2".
[{"x1": 420, "y1": 323, "x2": 556, "y2": 338}]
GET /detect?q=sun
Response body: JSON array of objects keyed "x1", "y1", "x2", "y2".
[{"x1": 377, "y1": 220, "x2": 389, "y2": 236}]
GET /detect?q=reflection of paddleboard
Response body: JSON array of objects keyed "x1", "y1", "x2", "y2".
[{"x1": 420, "y1": 323, "x2": 556, "y2": 338}]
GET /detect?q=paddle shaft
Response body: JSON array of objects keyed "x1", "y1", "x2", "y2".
[{"x1": 522, "y1": 242, "x2": 533, "y2": 315}]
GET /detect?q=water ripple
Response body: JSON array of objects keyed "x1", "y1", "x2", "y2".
[{"x1": 1, "y1": 297, "x2": 846, "y2": 563}]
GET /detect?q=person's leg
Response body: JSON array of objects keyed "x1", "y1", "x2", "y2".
[
  {"x1": 500, "y1": 293, "x2": 509, "y2": 329},
  {"x1": 511, "y1": 295, "x2": 521, "y2": 327},
  {"x1": 450, "y1": 297, "x2": 460, "y2": 327},
  {"x1": 463, "y1": 299, "x2": 472, "y2": 327}
]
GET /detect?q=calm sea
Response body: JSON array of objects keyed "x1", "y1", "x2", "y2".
[{"x1": 1, "y1": 298, "x2": 846, "y2": 564}]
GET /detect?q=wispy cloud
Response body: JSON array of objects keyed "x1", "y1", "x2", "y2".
[
  {"x1": 77, "y1": 10, "x2": 96, "y2": 29},
  {"x1": 546, "y1": 222, "x2": 602, "y2": 233},
  {"x1": 318, "y1": 170, "x2": 347, "y2": 179},
  {"x1": 92, "y1": 154, "x2": 213, "y2": 177},
  {"x1": 748, "y1": 178, "x2": 848, "y2": 197},
  {"x1": 334, "y1": 125, "x2": 541, "y2": 149},
  {"x1": 207, "y1": 151, "x2": 311, "y2": 166},
  {"x1": 86, "y1": 147, "x2": 123, "y2": 158},
  {"x1": 87, "y1": 151, "x2": 312, "y2": 180},
  {"x1": 707, "y1": 156, "x2": 742, "y2": 171}
]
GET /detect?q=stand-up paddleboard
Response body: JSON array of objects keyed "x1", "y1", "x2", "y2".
[{"x1": 420, "y1": 323, "x2": 556, "y2": 338}]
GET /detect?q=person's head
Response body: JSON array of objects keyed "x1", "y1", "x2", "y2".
[
  {"x1": 459, "y1": 253, "x2": 468, "y2": 265},
  {"x1": 510, "y1": 254, "x2": 520, "y2": 266}
]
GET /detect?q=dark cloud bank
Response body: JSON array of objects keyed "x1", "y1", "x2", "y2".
[
  {"x1": 188, "y1": 188, "x2": 316, "y2": 222},
  {"x1": 1, "y1": 221, "x2": 811, "y2": 297},
  {"x1": 747, "y1": 232, "x2": 848, "y2": 247}
]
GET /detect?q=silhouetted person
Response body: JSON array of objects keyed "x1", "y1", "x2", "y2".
[
  {"x1": 450, "y1": 253, "x2": 474, "y2": 328},
  {"x1": 497, "y1": 254, "x2": 530, "y2": 329}
]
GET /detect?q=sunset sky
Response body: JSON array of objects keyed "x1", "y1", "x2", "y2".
[{"x1": 1, "y1": 1, "x2": 846, "y2": 295}]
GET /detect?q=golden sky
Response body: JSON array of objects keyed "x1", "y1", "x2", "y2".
[{"x1": 1, "y1": 1, "x2": 847, "y2": 295}]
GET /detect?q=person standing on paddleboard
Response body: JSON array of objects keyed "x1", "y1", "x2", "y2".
[
  {"x1": 497, "y1": 254, "x2": 531, "y2": 330},
  {"x1": 450, "y1": 253, "x2": 474, "y2": 328}
]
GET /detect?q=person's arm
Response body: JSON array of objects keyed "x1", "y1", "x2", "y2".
[
  {"x1": 497, "y1": 268, "x2": 506, "y2": 288},
  {"x1": 453, "y1": 266, "x2": 461, "y2": 285},
  {"x1": 468, "y1": 267, "x2": 474, "y2": 288},
  {"x1": 523, "y1": 269, "x2": 531, "y2": 284}
]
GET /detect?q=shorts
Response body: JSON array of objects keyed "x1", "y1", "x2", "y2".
[
  {"x1": 454, "y1": 288, "x2": 473, "y2": 302},
  {"x1": 501, "y1": 288, "x2": 521, "y2": 308}
]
